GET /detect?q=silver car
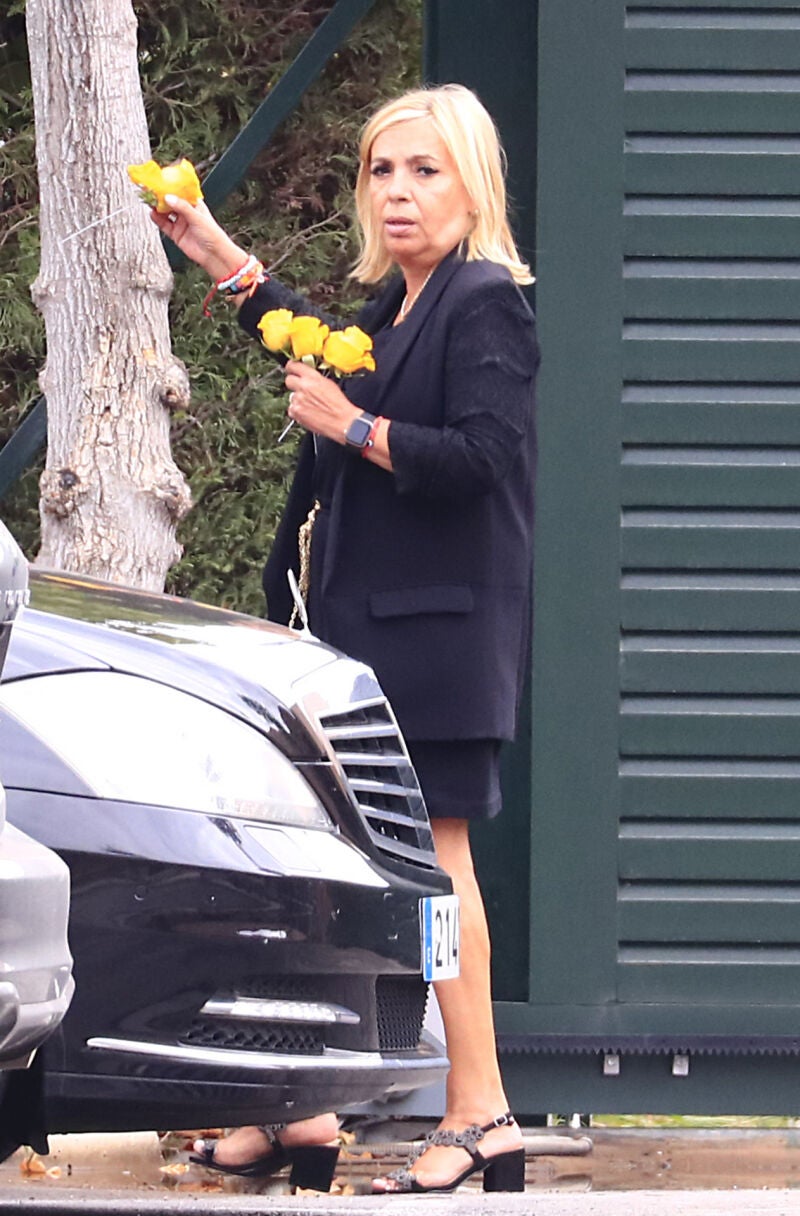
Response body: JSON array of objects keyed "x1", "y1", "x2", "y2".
[
  {"x1": 0, "y1": 522, "x2": 73, "y2": 1159},
  {"x1": 0, "y1": 794, "x2": 73, "y2": 1070}
]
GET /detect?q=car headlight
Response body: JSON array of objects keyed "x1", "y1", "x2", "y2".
[{"x1": 0, "y1": 671, "x2": 330, "y2": 830}]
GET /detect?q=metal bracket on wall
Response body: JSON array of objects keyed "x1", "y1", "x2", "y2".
[
  {"x1": 672, "y1": 1053, "x2": 690, "y2": 1077},
  {"x1": 602, "y1": 1052, "x2": 620, "y2": 1076}
]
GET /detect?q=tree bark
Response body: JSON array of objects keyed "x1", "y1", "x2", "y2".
[{"x1": 26, "y1": 0, "x2": 192, "y2": 590}]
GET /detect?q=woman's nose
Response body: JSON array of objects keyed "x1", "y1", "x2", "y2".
[{"x1": 387, "y1": 171, "x2": 411, "y2": 200}]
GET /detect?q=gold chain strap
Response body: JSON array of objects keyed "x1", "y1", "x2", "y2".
[{"x1": 289, "y1": 498, "x2": 321, "y2": 629}]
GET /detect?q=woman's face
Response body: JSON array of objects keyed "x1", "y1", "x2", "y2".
[{"x1": 367, "y1": 117, "x2": 475, "y2": 279}]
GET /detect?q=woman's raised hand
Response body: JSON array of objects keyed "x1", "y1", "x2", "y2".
[{"x1": 149, "y1": 195, "x2": 248, "y2": 282}]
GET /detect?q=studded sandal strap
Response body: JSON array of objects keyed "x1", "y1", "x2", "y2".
[
  {"x1": 385, "y1": 1113, "x2": 517, "y2": 1192},
  {"x1": 385, "y1": 1166, "x2": 422, "y2": 1190},
  {"x1": 408, "y1": 1113, "x2": 516, "y2": 1167},
  {"x1": 256, "y1": 1124, "x2": 287, "y2": 1149}
]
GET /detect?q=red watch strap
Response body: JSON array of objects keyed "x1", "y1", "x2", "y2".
[{"x1": 361, "y1": 414, "x2": 384, "y2": 456}]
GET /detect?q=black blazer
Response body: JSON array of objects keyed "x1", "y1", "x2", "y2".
[{"x1": 239, "y1": 250, "x2": 538, "y2": 742}]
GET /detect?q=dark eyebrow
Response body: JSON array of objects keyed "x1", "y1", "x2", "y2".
[{"x1": 370, "y1": 152, "x2": 442, "y2": 167}]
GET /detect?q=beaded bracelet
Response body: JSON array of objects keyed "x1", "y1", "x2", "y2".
[{"x1": 202, "y1": 255, "x2": 267, "y2": 316}]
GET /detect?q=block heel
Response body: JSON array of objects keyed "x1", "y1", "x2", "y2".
[
  {"x1": 483, "y1": 1146, "x2": 525, "y2": 1192},
  {"x1": 288, "y1": 1144, "x2": 340, "y2": 1192}
]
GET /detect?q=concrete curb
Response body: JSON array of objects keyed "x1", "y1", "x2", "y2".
[
  {"x1": 42, "y1": 1131, "x2": 162, "y2": 1187},
  {"x1": 0, "y1": 1187, "x2": 797, "y2": 1215}
]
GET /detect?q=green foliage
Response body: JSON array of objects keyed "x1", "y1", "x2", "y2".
[{"x1": 0, "y1": 0, "x2": 421, "y2": 614}]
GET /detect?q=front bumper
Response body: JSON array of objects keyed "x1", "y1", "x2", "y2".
[
  {"x1": 7, "y1": 790, "x2": 450, "y2": 1132},
  {"x1": 46, "y1": 1035, "x2": 448, "y2": 1132}
]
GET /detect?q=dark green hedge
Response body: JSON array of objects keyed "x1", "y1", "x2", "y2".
[{"x1": 0, "y1": 0, "x2": 421, "y2": 615}]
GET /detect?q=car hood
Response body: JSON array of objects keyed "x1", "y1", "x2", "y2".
[{"x1": 3, "y1": 570, "x2": 346, "y2": 756}]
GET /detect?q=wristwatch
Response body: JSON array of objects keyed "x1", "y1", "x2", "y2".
[{"x1": 344, "y1": 411, "x2": 377, "y2": 450}]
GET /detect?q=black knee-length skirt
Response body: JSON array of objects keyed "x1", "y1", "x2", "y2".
[{"x1": 406, "y1": 738, "x2": 503, "y2": 821}]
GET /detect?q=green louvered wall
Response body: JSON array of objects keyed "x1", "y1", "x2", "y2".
[
  {"x1": 618, "y1": 1, "x2": 800, "y2": 1010},
  {"x1": 429, "y1": 0, "x2": 800, "y2": 1113},
  {"x1": 615, "y1": 3, "x2": 800, "y2": 1020}
]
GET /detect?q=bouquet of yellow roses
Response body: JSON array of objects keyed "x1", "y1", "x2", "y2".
[
  {"x1": 258, "y1": 310, "x2": 375, "y2": 445},
  {"x1": 257, "y1": 309, "x2": 375, "y2": 375}
]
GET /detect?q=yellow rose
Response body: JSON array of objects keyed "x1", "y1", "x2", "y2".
[
  {"x1": 127, "y1": 160, "x2": 161, "y2": 195},
  {"x1": 289, "y1": 315, "x2": 330, "y2": 361},
  {"x1": 323, "y1": 326, "x2": 376, "y2": 375},
  {"x1": 257, "y1": 309, "x2": 294, "y2": 352},
  {"x1": 159, "y1": 159, "x2": 203, "y2": 207},
  {"x1": 127, "y1": 158, "x2": 203, "y2": 213}
]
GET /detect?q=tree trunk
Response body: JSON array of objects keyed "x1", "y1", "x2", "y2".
[{"x1": 26, "y1": 0, "x2": 192, "y2": 590}]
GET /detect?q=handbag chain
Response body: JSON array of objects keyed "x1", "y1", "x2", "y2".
[{"x1": 289, "y1": 498, "x2": 321, "y2": 629}]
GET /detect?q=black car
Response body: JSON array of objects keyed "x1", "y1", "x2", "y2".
[{"x1": 0, "y1": 569, "x2": 452, "y2": 1134}]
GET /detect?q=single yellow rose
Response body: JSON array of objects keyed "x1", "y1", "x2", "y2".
[
  {"x1": 257, "y1": 309, "x2": 295, "y2": 352},
  {"x1": 127, "y1": 160, "x2": 162, "y2": 198},
  {"x1": 127, "y1": 158, "x2": 203, "y2": 213},
  {"x1": 289, "y1": 315, "x2": 330, "y2": 361},
  {"x1": 160, "y1": 159, "x2": 203, "y2": 206},
  {"x1": 323, "y1": 326, "x2": 376, "y2": 375}
]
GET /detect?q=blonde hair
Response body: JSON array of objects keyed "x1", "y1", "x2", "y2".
[{"x1": 352, "y1": 84, "x2": 532, "y2": 286}]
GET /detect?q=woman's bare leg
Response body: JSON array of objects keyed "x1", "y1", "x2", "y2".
[
  {"x1": 374, "y1": 817, "x2": 522, "y2": 1190},
  {"x1": 195, "y1": 1113, "x2": 338, "y2": 1167}
]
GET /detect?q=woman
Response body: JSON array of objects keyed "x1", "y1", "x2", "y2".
[{"x1": 154, "y1": 83, "x2": 538, "y2": 1195}]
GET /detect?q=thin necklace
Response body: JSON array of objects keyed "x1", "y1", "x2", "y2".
[{"x1": 399, "y1": 267, "x2": 435, "y2": 321}]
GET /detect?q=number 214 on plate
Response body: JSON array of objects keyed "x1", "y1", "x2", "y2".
[{"x1": 420, "y1": 894, "x2": 460, "y2": 981}]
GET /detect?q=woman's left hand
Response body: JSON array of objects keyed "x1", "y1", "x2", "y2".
[{"x1": 284, "y1": 361, "x2": 361, "y2": 444}]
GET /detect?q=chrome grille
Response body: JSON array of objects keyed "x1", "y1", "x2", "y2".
[{"x1": 318, "y1": 698, "x2": 436, "y2": 868}]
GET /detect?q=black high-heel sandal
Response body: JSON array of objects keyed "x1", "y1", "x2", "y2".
[
  {"x1": 373, "y1": 1111, "x2": 525, "y2": 1195},
  {"x1": 190, "y1": 1124, "x2": 340, "y2": 1191}
]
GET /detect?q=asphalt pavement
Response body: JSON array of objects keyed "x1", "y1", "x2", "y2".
[{"x1": 2, "y1": 1127, "x2": 800, "y2": 1215}]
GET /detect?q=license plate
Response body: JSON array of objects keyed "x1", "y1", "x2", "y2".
[{"x1": 420, "y1": 894, "x2": 460, "y2": 981}]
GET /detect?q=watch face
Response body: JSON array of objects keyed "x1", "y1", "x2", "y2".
[{"x1": 345, "y1": 414, "x2": 374, "y2": 447}]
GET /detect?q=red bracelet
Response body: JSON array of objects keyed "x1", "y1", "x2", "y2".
[
  {"x1": 202, "y1": 256, "x2": 267, "y2": 317},
  {"x1": 361, "y1": 415, "x2": 384, "y2": 457}
]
